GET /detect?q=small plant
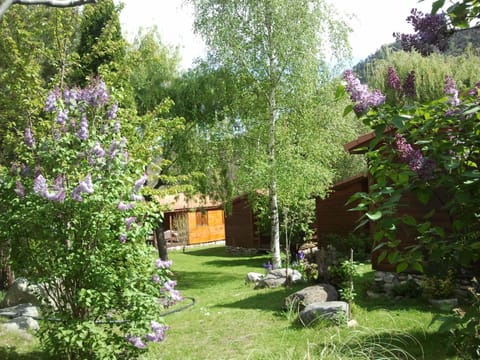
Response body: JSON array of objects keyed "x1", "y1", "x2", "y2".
[
  {"x1": 422, "y1": 270, "x2": 456, "y2": 299},
  {"x1": 291, "y1": 251, "x2": 318, "y2": 282},
  {"x1": 391, "y1": 279, "x2": 422, "y2": 298}
]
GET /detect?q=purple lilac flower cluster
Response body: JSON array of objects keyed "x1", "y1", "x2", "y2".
[
  {"x1": 393, "y1": 134, "x2": 435, "y2": 180},
  {"x1": 386, "y1": 66, "x2": 416, "y2": 99},
  {"x1": 343, "y1": 70, "x2": 386, "y2": 114},
  {"x1": 126, "y1": 321, "x2": 170, "y2": 349},
  {"x1": 33, "y1": 174, "x2": 66, "y2": 202},
  {"x1": 444, "y1": 75, "x2": 460, "y2": 107},
  {"x1": 393, "y1": 8, "x2": 450, "y2": 56},
  {"x1": 71, "y1": 174, "x2": 94, "y2": 201}
]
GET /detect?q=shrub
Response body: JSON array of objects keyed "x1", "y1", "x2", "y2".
[{"x1": 0, "y1": 78, "x2": 180, "y2": 359}]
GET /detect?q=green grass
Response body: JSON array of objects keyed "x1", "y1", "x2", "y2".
[{"x1": 0, "y1": 245, "x2": 462, "y2": 359}]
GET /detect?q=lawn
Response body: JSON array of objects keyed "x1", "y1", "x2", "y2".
[
  {"x1": 0, "y1": 244, "x2": 461, "y2": 359},
  {"x1": 147, "y1": 245, "x2": 459, "y2": 360}
]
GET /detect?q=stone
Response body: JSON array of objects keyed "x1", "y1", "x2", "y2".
[
  {"x1": 0, "y1": 278, "x2": 41, "y2": 308},
  {"x1": 0, "y1": 303, "x2": 40, "y2": 332},
  {"x1": 0, "y1": 303, "x2": 39, "y2": 319},
  {"x1": 1, "y1": 315, "x2": 39, "y2": 331},
  {"x1": 283, "y1": 284, "x2": 338, "y2": 311},
  {"x1": 254, "y1": 268, "x2": 303, "y2": 289},
  {"x1": 299, "y1": 301, "x2": 349, "y2": 326},
  {"x1": 245, "y1": 272, "x2": 264, "y2": 284}
]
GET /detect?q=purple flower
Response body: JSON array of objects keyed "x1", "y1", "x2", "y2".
[
  {"x1": 118, "y1": 201, "x2": 135, "y2": 211},
  {"x1": 45, "y1": 189, "x2": 66, "y2": 203},
  {"x1": 297, "y1": 251, "x2": 305, "y2": 261},
  {"x1": 81, "y1": 77, "x2": 110, "y2": 107},
  {"x1": 444, "y1": 75, "x2": 460, "y2": 106},
  {"x1": 107, "y1": 101, "x2": 118, "y2": 120},
  {"x1": 33, "y1": 174, "x2": 48, "y2": 197},
  {"x1": 145, "y1": 321, "x2": 169, "y2": 342},
  {"x1": 155, "y1": 259, "x2": 172, "y2": 269},
  {"x1": 45, "y1": 88, "x2": 59, "y2": 112},
  {"x1": 113, "y1": 121, "x2": 121, "y2": 134},
  {"x1": 71, "y1": 174, "x2": 94, "y2": 201},
  {"x1": 77, "y1": 115, "x2": 89, "y2": 140},
  {"x1": 344, "y1": 70, "x2": 385, "y2": 114},
  {"x1": 162, "y1": 280, "x2": 177, "y2": 291},
  {"x1": 387, "y1": 66, "x2": 401, "y2": 91},
  {"x1": 125, "y1": 216, "x2": 136, "y2": 230},
  {"x1": 402, "y1": 71, "x2": 416, "y2": 99},
  {"x1": 134, "y1": 174, "x2": 148, "y2": 193},
  {"x1": 109, "y1": 140, "x2": 118, "y2": 159},
  {"x1": 90, "y1": 142, "x2": 106, "y2": 162},
  {"x1": 15, "y1": 180, "x2": 25, "y2": 197},
  {"x1": 468, "y1": 82, "x2": 480, "y2": 96},
  {"x1": 393, "y1": 134, "x2": 435, "y2": 180},
  {"x1": 126, "y1": 335, "x2": 146, "y2": 349},
  {"x1": 119, "y1": 234, "x2": 127, "y2": 243},
  {"x1": 56, "y1": 110, "x2": 68, "y2": 126},
  {"x1": 152, "y1": 274, "x2": 160, "y2": 283},
  {"x1": 24, "y1": 128, "x2": 35, "y2": 147},
  {"x1": 63, "y1": 87, "x2": 79, "y2": 106}
]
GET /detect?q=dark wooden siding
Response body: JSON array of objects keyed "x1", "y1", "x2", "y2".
[{"x1": 316, "y1": 175, "x2": 369, "y2": 248}]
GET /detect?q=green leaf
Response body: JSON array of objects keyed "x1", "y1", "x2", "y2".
[
  {"x1": 396, "y1": 262, "x2": 408, "y2": 273},
  {"x1": 377, "y1": 250, "x2": 387, "y2": 264},
  {"x1": 412, "y1": 262, "x2": 424, "y2": 273},
  {"x1": 402, "y1": 215, "x2": 417, "y2": 226},
  {"x1": 343, "y1": 104, "x2": 353, "y2": 117},
  {"x1": 366, "y1": 211, "x2": 382, "y2": 221}
]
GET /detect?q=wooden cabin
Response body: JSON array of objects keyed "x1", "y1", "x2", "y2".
[
  {"x1": 343, "y1": 131, "x2": 452, "y2": 272},
  {"x1": 155, "y1": 193, "x2": 225, "y2": 246},
  {"x1": 224, "y1": 194, "x2": 270, "y2": 251},
  {"x1": 315, "y1": 174, "x2": 369, "y2": 249}
]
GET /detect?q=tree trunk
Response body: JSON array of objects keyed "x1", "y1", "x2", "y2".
[{"x1": 155, "y1": 222, "x2": 168, "y2": 261}]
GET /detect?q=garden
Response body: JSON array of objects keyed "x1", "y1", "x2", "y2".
[
  {"x1": 1, "y1": 0, "x2": 480, "y2": 359},
  {"x1": 0, "y1": 244, "x2": 472, "y2": 359}
]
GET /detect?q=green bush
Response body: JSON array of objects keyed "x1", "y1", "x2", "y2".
[{"x1": 323, "y1": 233, "x2": 371, "y2": 262}]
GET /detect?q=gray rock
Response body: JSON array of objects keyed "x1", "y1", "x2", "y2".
[
  {"x1": 299, "y1": 301, "x2": 349, "y2": 326},
  {"x1": 245, "y1": 272, "x2": 264, "y2": 283},
  {"x1": 1, "y1": 315, "x2": 39, "y2": 331},
  {"x1": 0, "y1": 303, "x2": 39, "y2": 319},
  {"x1": 0, "y1": 278, "x2": 41, "y2": 307},
  {"x1": 283, "y1": 284, "x2": 338, "y2": 311},
  {"x1": 254, "y1": 268, "x2": 303, "y2": 289}
]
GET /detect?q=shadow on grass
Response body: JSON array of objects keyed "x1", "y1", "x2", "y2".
[
  {"x1": 176, "y1": 246, "x2": 239, "y2": 258},
  {"x1": 203, "y1": 258, "x2": 268, "y2": 268},
  {"x1": 215, "y1": 284, "x2": 305, "y2": 312},
  {"x1": 0, "y1": 348, "x2": 51, "y2": 360},
  {"x1": 173, "y1": 270, "x2": 240, "y2": 290}
]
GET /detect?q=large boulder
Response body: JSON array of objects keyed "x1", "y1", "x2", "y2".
[
  {"x1": 299, "y1": 301, "x2": 349, "y2": 326},
  {"x1": 283, "y1": 283, "x2": 338, "y2": 311},
  {"x1": 0, "y1": 278, "x2": 41, "y2": 308},
  {"x1": 0, "y1": 303, "x2": 40, "y2": 331},
  {"x1": 254, "y1": 268, "x2": 303, "y2": 289}
]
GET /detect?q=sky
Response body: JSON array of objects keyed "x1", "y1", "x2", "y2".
[{"x1": 118, "y1": 0, "x2": 434, "y2": 70}]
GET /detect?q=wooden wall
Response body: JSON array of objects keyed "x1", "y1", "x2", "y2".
[
  {"x1": 316, "y1": 175, "x2": 369, "y2": 248},
  {"x1": 225, "y1": 196, "x2": 270, "y2": 250},
  {"x1": 187, "y1": 209, "x2": 226, "y2": 245}
]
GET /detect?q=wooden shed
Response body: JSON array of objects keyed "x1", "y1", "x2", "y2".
[
  {"x1": 155, "y1": 193, "x2": 225, "y2": 246},
  {"x1": 224, "y1": 194, "x2": 270, "y2": 251},
  {"x1": 344, "y1": 131, "x2": 452, "y2": 272},
  {"x1": 316, "y1": 174, "x2": 369, "y2": 249}
]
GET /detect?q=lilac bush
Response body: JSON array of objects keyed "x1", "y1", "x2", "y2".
[
  {"x1": 344, "y1": 67, "x2": 480, "y2": 274},
  {"x1": 1, "y1": 78, "x2": 180, "y2": 359}
]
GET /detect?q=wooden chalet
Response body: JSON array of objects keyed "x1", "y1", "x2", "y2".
[
  {"x1": 224, "y1": 193, "x2": 270, "y2": 251},
  {"x1": 154, "y1": 193, "x2": 225, "y2": 246},
  {"x1": 344, "y1": 131, "x2": 452, "y2": 271},
  {"x1": 315, "y1": 174, "x2": 369, "y2": 249}
]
